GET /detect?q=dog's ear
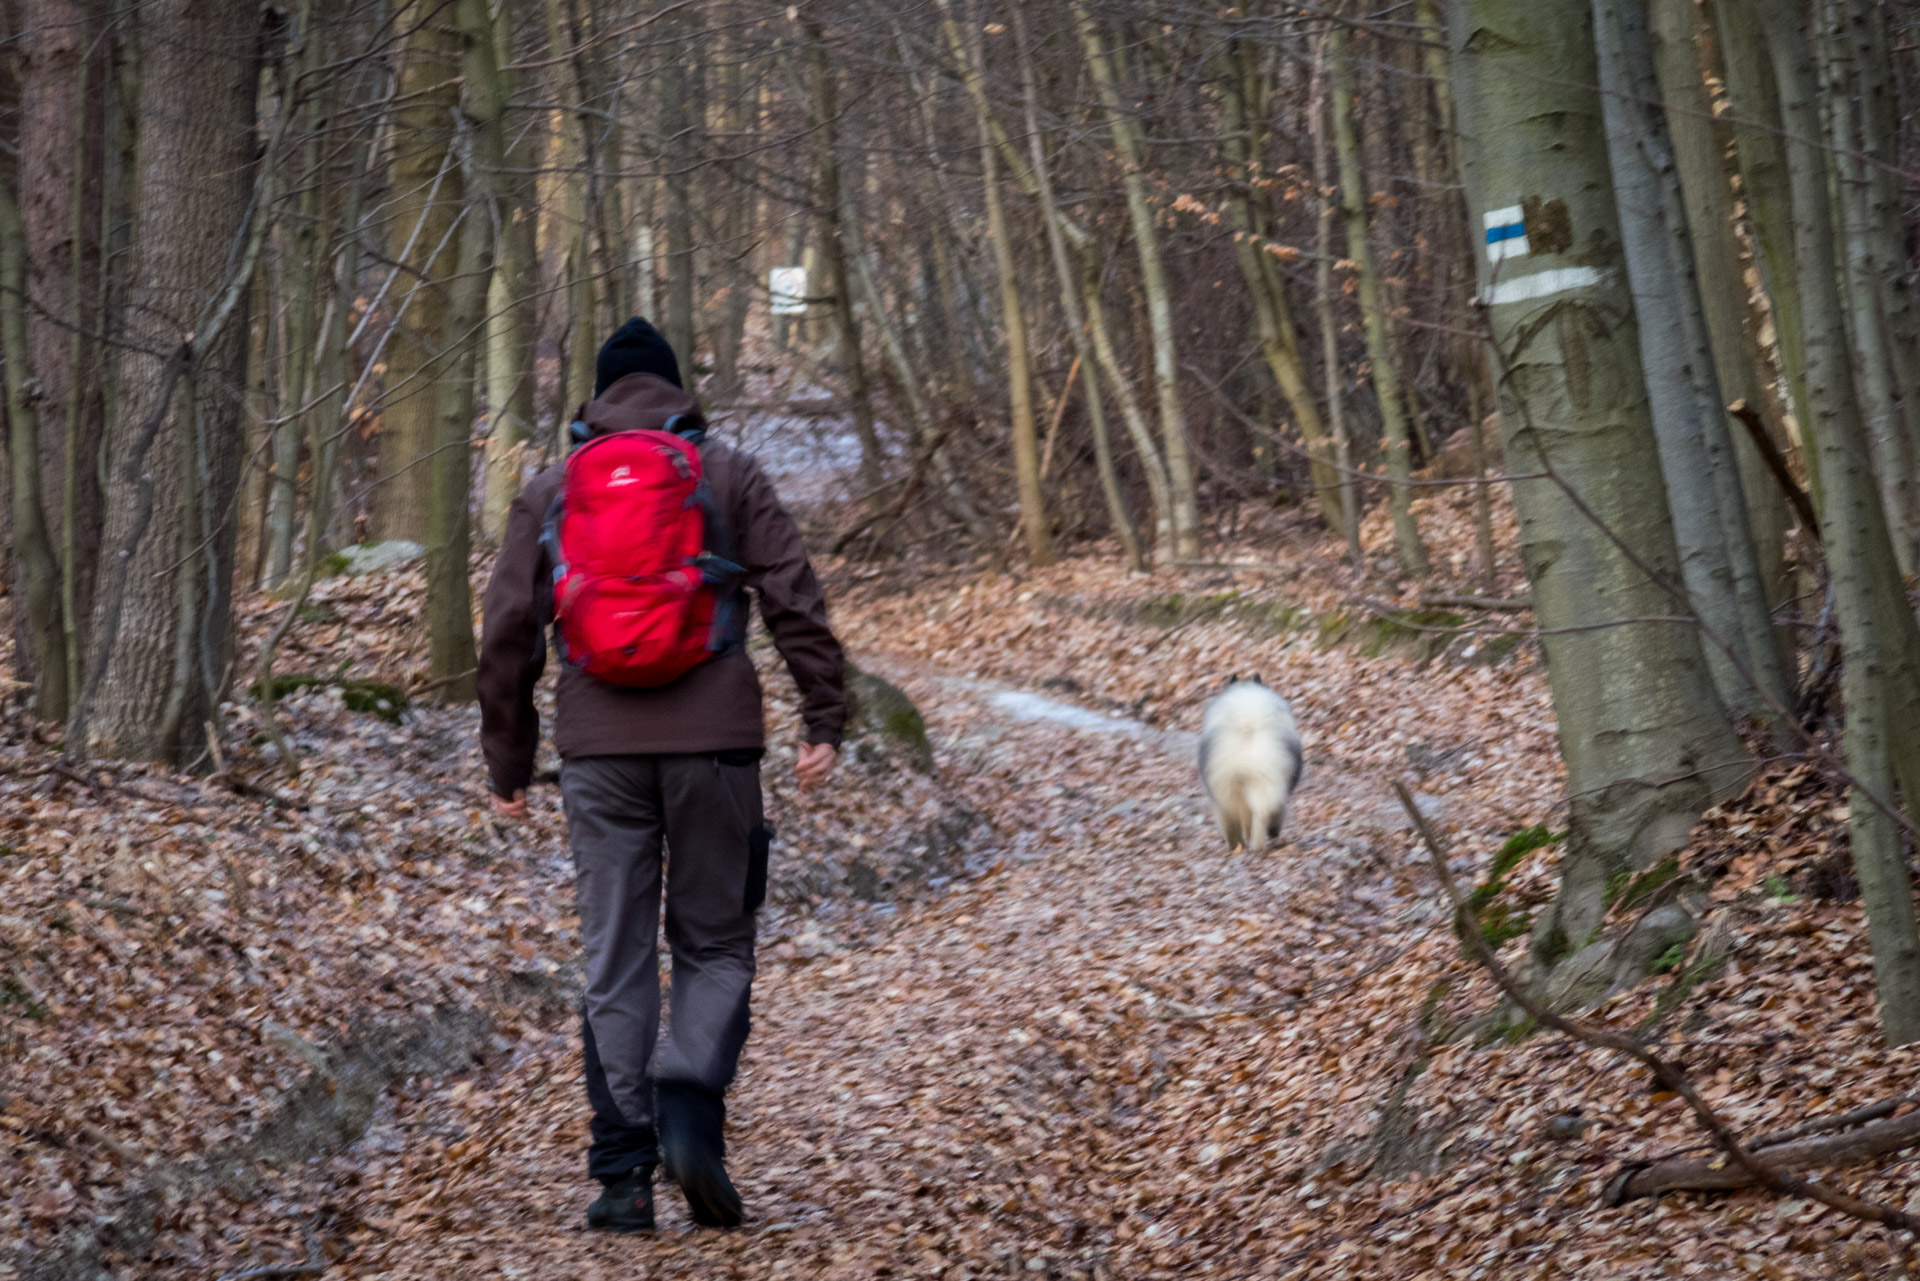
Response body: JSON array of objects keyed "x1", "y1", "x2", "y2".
[
  {"x1": 1250, "y1": 673, "x2": 1265, "y2": 686},
  {"x1": 1228, "y1": 673, "x2": 1239, "y2": 687}
]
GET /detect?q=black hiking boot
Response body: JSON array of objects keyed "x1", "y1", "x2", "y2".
[
  {"x1": 586, "y1": 1166, "x2": 656, "y2": 1233},
  {"x1": 657, "y1": 1080, "x2": 743, "y2": 1228}
]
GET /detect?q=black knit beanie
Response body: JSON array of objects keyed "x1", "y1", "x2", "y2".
[{"x1": 594, "y1": 316, "x2": 683, "y2": 395}]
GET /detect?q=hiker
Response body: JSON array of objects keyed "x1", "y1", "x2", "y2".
[{"x1": 477, "y1": 316, "x2": 846, "y2": 1233}]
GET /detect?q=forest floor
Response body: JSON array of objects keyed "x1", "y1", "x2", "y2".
[{"x1": 6, "y1": 484, "x2": 1920, "y2": 1279}]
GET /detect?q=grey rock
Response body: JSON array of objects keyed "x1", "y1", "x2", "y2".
[
  {"x1": 331, "y1": 539, "x2": 425, "y2": 576},
  {"x1": 1609, "y1": 902, "x2": 1697, "y2": 992}
]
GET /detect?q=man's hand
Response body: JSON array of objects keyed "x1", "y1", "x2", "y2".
[
  {"x1": 490, "y1": 788, "x2": 529, "y2": 821},
  {"x1": 796, "y1": 742, "x2": 838, "y2": 792}
]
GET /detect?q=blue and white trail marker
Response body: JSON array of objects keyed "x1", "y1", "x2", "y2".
[{"x1": 1484, "y1": 206, "x2": 1529, "y2": 262}]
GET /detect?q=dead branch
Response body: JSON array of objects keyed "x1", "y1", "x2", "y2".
[
  {"x1": 214, "y1": 771, "x2": 308, "y2": 810},
  {"x1": 1609, "y1": 1104, "x2": 1920, "y2": 1202},
  {"x1": 51, "y1": 763, "x2": 168, "y2": 805},
  {"x1": 1419, "y1": 593, "x2": 1532, "y2": 612},
  {"x1": 1728, "y1": 399, "x2": 1821, "y2": 545},
  {"x1": 1393, "y1": 779, "x2": 1920, "y2": 1234},
  {"x1": 404, "y1": 668, "x2": 476, "y2": 700}
]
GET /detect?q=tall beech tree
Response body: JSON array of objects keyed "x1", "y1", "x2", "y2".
[{"x1": 1451, "y1": 0, "x2": 1750, "y2": 971}]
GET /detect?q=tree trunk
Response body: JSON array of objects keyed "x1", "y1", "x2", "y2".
[
  {"x1": 975, "y1": 80, "x2": 1052, "y2": 566},
  {"x1": 1417, "y1": 0, "x2": 1501, "y2": 587},
  {"x1": 1593, "y1": 0, "x2": 1787, "y2": 726},
  {"x1": 1649, "y1": 0, "x2": 1793, "y2": 616},
  {"x1": 1713, "y1": 1, "x2": 1813, "y2": 493},
  {"x1": 802, "y1": 16, "x2": 885, "y2": 501},
  {"x1": 545, "y1": 0, "x2": 594, "y2": 432},
  {"x1": 0, "y1": 185, "x2": 69, "y2": 719},
  {"x1": 1823, "y1": 0, "x2": 1919, "y2": 576},
  {"x1": 1012, "y1": 4, "x2": 1141, "y2": 571},
  {"x1": 78, "y1": 0, "x2": 262, "y2": 765},
  {"x1": 374, "y1": 4, "x2": 461, "y2": 541},
  {"x1": 1450, "y1": 0, "x2": 1750, "y2": 969},
  {"x1": 1756, "y1": 0, "x2": 1920, "y2": 1046},
  {"x1": 1218, "y1": 32, "x2": 1344, "y2": 536},
  {"x1": 1331, "y1": 25, "x2": 1427, "y2": 576},
  {"x1": 1074, "y1": 3, "x2": 1199, "y2": 560},
  {"x1": 1309, "y1": 34, "x2": 1363, "y2": 565},
  {"x1": 660, "y1": 3, "x2": 699, "y2": 374},
  {"x1": 477, "y1": 0, "x2": 537, "y2": 541},
  {"x1": 425, "y1": 200, "x2": 487, "y2": 703},
  {"x1": 18, "y1": 0, "x2": 107, "y2": 715}
]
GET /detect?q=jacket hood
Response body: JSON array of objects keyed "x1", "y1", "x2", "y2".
[{"x1": 581, "y1": 373, "x2": 706, "y2": 438}]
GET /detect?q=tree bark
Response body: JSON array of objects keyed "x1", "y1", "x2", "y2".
[
  {"x1": 1822, "y1": 0, "x2": 1919, "y2": 576},
  {"x1": 975, "y1": 77, "x2": 1052, "y2": 567},
  {"x1": 1593, "y1": 0, "x2": 1787, "y2": 726},
  {"x1": 1331, "y1": 25, "x2": 1427, "y2": 576},
  {"x1": 17, "y1": 0, "x2": 107, "y2": 714},
  {"x1": 1713, "y1": 1, "x2": 1813, "y2": 494},
  {"x1": 1451, "y1": 0, "x2": 1750, "y2": 968},
  {"x1": 1309, "y1": 33, "x2": 1363, "y2": 565},
  {"x1": 1755, "y1": 0, "x2": 1920, "y2": 1046},
  {"x1": 477, "y1": 0, "x2": 537, "y2": 541},
  {"x1": 660, "y1": 2, "x2": 699, "y2": 374},
  {"x1": 1218, "y1": 31, "x2": 1344, "y2": 537},
  {"x1": 1012, "y1": 4, "x2": 1141, "y2": 571},
  {"x1": 80, "y1": 0, "x2": 263, "y2": 764},
  {"x1": 1074, "y1": 3, "x2": 1199, "y2": 559},
  {"x1": 373, "y1": 3, "x2": 461, "y2": 541},
  {"x1": 802, "y1": 14, "x2": 885, "y2": 502},
  {"x1": 1648, "y1": 0, "x2": 1793, "y2": 617},
  {"x1": 0, "y1": 184, "x2": 69, "y2": 719}
]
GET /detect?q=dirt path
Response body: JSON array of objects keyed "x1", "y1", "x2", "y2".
[{"x1": 333, "y1": 652, "x2": 1440, "y2": 1280}]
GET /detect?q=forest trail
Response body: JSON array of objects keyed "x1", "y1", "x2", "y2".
[
  {"x1": 14, "y1": 535, "x2": 1899, "y2": 1280},
  {"x1": 335, "y1": 643, "x2": 1442, "y2": 1279}
]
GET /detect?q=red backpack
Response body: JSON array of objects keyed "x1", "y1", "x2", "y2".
[{"x1": 542, "y1": 415, "x2": 743, "y2": 687}]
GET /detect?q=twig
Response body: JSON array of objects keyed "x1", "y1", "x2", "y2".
[
  {"x1": 404, "y1": 668, "x2": 475, "y2": 699},
  {"x1": 214, "y1": 1225, "x2": 327, "y2": 1281},
  {"x1": 1393, "y1": 779, "x2": 1920, "y2": 1233},
  {"x1": 51, "y1": 763, "x2": 164, "y2": 805},
  {"x1": 215, "y1": 771, "x2": 307, "y2": 810},
  {"x1": 1419, "y1": 593, "x2": 1531, "y2": 612},
  {"x1": 214, "y1": 1260, "x2": 326, "y2": 1281}
]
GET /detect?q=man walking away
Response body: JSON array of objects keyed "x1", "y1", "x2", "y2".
[{"x1": 478, "y1": 316, "x2": 846, "y2": 1232}]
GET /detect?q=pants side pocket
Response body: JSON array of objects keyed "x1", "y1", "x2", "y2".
[{"x1": 745, "y1": 824, "x2": 773, "y2": 913}]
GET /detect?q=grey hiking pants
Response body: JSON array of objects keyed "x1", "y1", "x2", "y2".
[{"x1": 561, "y1": 753, "x2": 771, "y2": 1182}]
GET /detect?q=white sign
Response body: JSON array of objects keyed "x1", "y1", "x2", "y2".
[{"x1": 769, "y1": 266, "x2": 809, "y2": 316}]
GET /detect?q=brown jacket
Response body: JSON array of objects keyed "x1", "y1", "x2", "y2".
[{"x1": 478, "y1": 374, "x2": 846, "y2": 798}]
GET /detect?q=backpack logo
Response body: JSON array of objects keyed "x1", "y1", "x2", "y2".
[{"x1": 608, "y1": 464, "x2": 638, "y2": 488}]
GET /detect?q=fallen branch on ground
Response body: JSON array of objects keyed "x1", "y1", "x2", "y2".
[
  {"x1": 1392, "y1": 779, "x2": 1920, "y2": 1234},
  {"x1": 214, "y1": 770, "x2": 307, "y2": 809},
  {"x1": 404, "y1": 668, "x2": 476, "y2": 700},
  {"x1": 1419, "y1": 593, "x2": 1531, "y2": 612},
  {"x1": 1608, "y1": 1100, "x2": 1920, "y2": 1203},
  {"x1": 215, "y1": 1226, "x2": 327, "y2": 1281}
]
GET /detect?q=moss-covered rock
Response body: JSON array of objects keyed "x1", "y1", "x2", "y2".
[
  {"x1": 248, "y1": 673, "x2": 408, "y2": 724},
  {"x1": 844, "y1": 662, "x2": 934, "y2": 773},
  {"x1": 249, "y1": 672, "x2": 325, "y2": 701},
  {"x1": 340, "y1": 680, "x2": 409, "y2": 724}
]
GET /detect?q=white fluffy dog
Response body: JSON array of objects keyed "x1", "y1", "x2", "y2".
[{"x1": 1199, "y1": 676, "x2": 1303, "y2": 852}]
